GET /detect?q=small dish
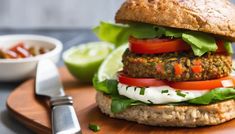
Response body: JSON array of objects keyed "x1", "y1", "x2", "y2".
[{"x1": 0, "y1": 34, "x2": 63, "y2": 81}]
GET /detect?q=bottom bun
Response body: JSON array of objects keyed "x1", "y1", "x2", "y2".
[{"x1": 96, "y1": 92, "x2": 235, "y2": 127}]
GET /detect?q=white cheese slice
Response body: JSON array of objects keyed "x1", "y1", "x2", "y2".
[{"x1": 118, "y1": 83, "x2": 209, "y2": 104}]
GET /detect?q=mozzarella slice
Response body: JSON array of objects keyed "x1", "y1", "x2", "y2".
[{"x1": 118, "y1": 83, "x2": 209, "y2": 104}]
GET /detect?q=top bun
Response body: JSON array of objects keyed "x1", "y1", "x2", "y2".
[{"x1": 115, "y1": 0, "x2": 235, "y2": 41}]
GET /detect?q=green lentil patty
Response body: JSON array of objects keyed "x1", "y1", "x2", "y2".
[{"x1": 122, "y1": 49, "x2": 232, "y2": 81}]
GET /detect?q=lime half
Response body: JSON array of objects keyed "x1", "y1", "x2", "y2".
[
  {"x1": 63, "y1": 42, "x2": 114, "y2": 83},
  {"x1": 98, "y1": 44, "x2": 128, "y2": 81}
]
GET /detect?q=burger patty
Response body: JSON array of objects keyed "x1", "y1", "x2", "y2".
[{"x1": 122, "y1": 49, "x2": 232, "y2": 81}]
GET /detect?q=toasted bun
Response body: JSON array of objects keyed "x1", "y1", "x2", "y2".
[
  {"x1": 96, "y1": 92, "x2": 235, "y2": 127},
  {"x1": 115, "y1": 0, "x2": 235, "y2": 41}
]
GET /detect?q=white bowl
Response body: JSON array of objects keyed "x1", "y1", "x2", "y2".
[{"x1": 0, "y1": 35, "x2": 63, "y2": 81}]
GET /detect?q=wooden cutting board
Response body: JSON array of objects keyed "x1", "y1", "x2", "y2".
[{"x1": 6, "y1": 67, "x2": 235, "y2": 134}]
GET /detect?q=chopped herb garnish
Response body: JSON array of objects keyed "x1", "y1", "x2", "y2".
[
  {"x1": 140, "y1": 87, "x2": 145, "y2": 95},
  {"x1": 167, "y1": 94, "x2": 170, "y2": 96},
  {"x1": 148, "y1": 100, "x2": 154, "y2": 104},
  {"x1": 134, "y1": 87, "x2": 137, "y2": 91},
  {"x1": 176, "y1": 90, "x2": 186, "y2": 97},
  {"x1": 161, "y1": 90, "x2": 169, "y2": 94},
  {"x1": 89, "y1": 123, "x2": 100, "y2": 132}
]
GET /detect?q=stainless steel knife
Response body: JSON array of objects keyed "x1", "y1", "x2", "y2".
[{"x1": 35, "y1": 59, "x2": 82, "y2": 134}]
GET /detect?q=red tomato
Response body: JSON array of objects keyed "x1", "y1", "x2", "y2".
[
  {"x1": 129, "y1": 37, "x2": 191, "y2": 54},
  {"x1": 129, "y1": 37, "x2": 227, "y2": 54},
  {"x1": 10, "y1": 42, "x2": 31, "y2": 58},
  {"x1": 118, "y1": 72, "x2": 235, "y2": 90},
  {"x1": 118, "y1": 73, "x2": 167, "y2": 87},
  {"x1": 169, "y1": 76, "x2": 235, "y2": 90}
]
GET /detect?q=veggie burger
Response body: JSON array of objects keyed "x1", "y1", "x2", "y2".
[{"x1": 93, "y1": 0, "x2": 235, "y2": 127}]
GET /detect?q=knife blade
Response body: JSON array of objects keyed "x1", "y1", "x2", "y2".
[{"x1": 35, "y1": 59, "x2": 82, "y2": 134}]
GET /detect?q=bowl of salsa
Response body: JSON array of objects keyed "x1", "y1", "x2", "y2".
[{"x1": 0, "y1": 35, "x2": 63, "y2": 81}]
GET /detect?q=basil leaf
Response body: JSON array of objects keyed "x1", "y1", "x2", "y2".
[
  {"x1": 188, "y1": 88, "x2": 235, "y2": 104},
  {"x1": 92, "y1": 74, "x2": 118, "y2": 95}
]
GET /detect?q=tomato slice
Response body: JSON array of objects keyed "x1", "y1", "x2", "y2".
[
  {"x1": 118, "y1": 72, "x2": 235, "y2": 90},
  {"x1": 169, "y1": 76, "x2": 235, "y2": 90},
  {"x1": 129, "y1": 37, "x2": 227, "y2": 54},
  {"x1": 129, "y1": 37, "x2": 190, "y2": 54},
  {"x1": 216, "y1": 40, "x2": 227, "y2": 53},
  {"x1": 10, "y1": 42, "x2": 31, "y2": 58},
  {"x1": 118, "y1": 73, "x2": 167, "y2": 87}
]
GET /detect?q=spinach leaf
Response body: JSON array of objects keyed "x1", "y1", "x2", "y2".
[
  {"x1": 92, "y1": 74, "x2": 118, "y2": 95},
  {"x1": 188, "y1": 88, "x2": 235, "y2": 104},
  {"x1": 111, "y1": 95, "x2": 145, "y2": 113}
]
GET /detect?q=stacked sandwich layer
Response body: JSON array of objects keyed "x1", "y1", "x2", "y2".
[{"x1": 93, "y1": 0, "x2": 235, "y2": 127}]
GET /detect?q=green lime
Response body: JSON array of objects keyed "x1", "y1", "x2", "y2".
[
  {"x1": 63, "y1": 42, "x2": 114, "y2": 83},
  {"x1": 98, "y1": 44, "x2": 128, "y2": 81}
]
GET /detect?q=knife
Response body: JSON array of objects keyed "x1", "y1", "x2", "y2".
[{"x1": 35, "y1": 59, "x2": 82, "y2": 134}]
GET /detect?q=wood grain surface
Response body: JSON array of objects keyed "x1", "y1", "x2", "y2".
[{"x1": 6, "y1": 67, "x2": 235, "y2": 134}]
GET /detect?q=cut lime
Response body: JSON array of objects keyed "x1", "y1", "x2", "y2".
[
  {"x1": 63, "y1": 42, "x2": 114, "y2": 83},
  {"x1": 98, "y1": 44, "x2": 128, "y2": 81}
]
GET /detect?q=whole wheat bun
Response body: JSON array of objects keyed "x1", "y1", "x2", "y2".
[
  {"x1": 96, "y1": 92, "x2": 235, "y2": 127},
  {"x1": 115, "y1": 0, "x2": 235, "y2": 41}
]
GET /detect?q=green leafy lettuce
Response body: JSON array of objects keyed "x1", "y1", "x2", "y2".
[
  {"x1": 188, "y1": 88, "x2": 235, "y2": 104},
  {"x1": 92, "y1": 74, "x2": 118, "y2": 95},
  {"x1": 93, "y1": 75, "x2": 144, "y2": 113},
  {"x1": 93, "y1": 21, "x2": 233, "y2": 56},
  {"x1": 111, "y1": 96, "x2": 144, "y2": 113},
  {"x1": 93, "y1": 74, "x2": 235, "y2": 113}
]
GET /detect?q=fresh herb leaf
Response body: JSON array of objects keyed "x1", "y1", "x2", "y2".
[
  {"x1": 182, "y1": 32, "x2": 217, "y2": 56},
  {"x1": 188, "y1": 88, "x2": 235, "y2": 104},
  {"x1": 148, "y1": 100, "x2": 154, "y2": 104},
  {"x1": 224, "y1": 41, "x2": 233, "y2": 54},
  {"x1": 89, "y1": 123, "x2": 100, "y2": 132},
  {"x1": 93, "y1": 21, "x2": 158, "y2": 47},
  {"x1": 176, "y1": 90, "x2": 186, "y2": 97},
  {"x1": 111, "y1": 96, "x2": 144, "y2": 113},
  {"x1": 134, "y1": 87, "x2": 137, "y2": 91},
  {"x1": 139, "y1": 87, "x2": 145, "y2": 95},
  {"x1": 92, "y1": 74, "x2": 118, "y2": 95},
  {"x1": 161, "y1": 90, "x2": 169, "y2": 94},
  {"x1": 164, "y1": 27, "x2": 182, "y2": 38},
  {"x1": 94, "y1": 22, "x2": 232, "y2": 56}
]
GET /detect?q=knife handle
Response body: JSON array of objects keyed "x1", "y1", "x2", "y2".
[{"x1": 50, "y1": 96, "x2": 82, "y2": 134}]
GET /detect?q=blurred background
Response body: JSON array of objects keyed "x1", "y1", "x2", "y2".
[{"x1": 0, "y1": 0, "x2": 125, "y2": 29}]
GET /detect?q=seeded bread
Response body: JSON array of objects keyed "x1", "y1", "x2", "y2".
[
  {"x1": 115, "y1": 0, "x2": 235, "y2": 41},
  {"x1": 96, "y1": 92, "x2": 235, "y2": 127}
]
